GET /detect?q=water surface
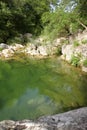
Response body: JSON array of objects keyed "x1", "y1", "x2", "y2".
[{"x1": 0, "y1": 57, "x2": 87, "y2": 120}]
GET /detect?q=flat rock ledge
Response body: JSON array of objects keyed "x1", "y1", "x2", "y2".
[{"x1": 0, "y1": 107, "x2": 87, "y2": 130}]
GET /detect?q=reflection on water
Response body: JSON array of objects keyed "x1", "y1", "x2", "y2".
[{"x1": 0, "y1": 57, "x2": 87, "y2": 120}]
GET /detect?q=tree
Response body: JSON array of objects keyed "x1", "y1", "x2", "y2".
[
  {"x1": 0, "y1": 0, "x2": 52, "y2": 43},
  {"x1": 42, "y1": 0, "x2": 87, "y2": 40},
  {"x1": 76, "y1": 0, "x2": 87, "y2": 29},
  {"x1": 0, "y1": 1, "x2": 13, "y2": 42},
  {"x1": 0, "y1": 0, "x2": 87, "y2": 43}
]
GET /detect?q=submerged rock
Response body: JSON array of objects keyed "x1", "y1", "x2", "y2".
[{"x1": 0, "y1": 107, "x2": 87, "y2": 130}]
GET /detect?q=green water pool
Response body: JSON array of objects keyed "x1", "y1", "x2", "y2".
[{"x1": 0, "y1": 57, "x2": 87, "y2": 120}]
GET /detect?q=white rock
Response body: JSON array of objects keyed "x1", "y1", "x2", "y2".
[
  {"x1": 1, "y1": 49, "x2": 14, "y2": 58},
  {"x1": 38, "y1": 46, "x2": 47, "y2": 56},
  {"x1": 82, "y1": 66, "x2": 87, "y2": 72},
  {"x1": 62, "y1": 44, "x2": 74, "y2": 61},
  {"x1": 9, "y1": 44, "x2": 24, "y2": 51}
]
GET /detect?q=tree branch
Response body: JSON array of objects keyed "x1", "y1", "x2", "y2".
[{"x1": 77, "y1": 19, "x2": 87, "y2": 30}]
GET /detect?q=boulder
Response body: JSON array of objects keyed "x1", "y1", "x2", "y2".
[
  {"x1": 25, "y1": 44, "x2": 39, "y2": 56},
  {"x1": 61, "y1": 44, "x2": 87, "y2": 62},
  {"x1": 10, "y1": 44, "x2": 24, "y2": 51},
  {"x1": 38, "y1": 46, "x2": 48, "y2": 56},
  {"x1": 0, "y1": 43, "x2": 9, "y2": 49},
  {"x1": 62, "y1": 44, "x2": 74, "y2": 61},
  {"x1": 23, "y1": 33, "x2": 33, "y2": 42},
  {"x1": 24, "y1": 33, "x2": 32, "y2": 38},
  {"x1": 1, "y1": 48, "x2": 14, "y2": 58},
  {"x1": 25, "y1": 44, "x2": 48, "y2": 56},
  {"x1": 39, "y1": 107, "x2": 87, "y2": 130}
]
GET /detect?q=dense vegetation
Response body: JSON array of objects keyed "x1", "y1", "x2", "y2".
[{"x1": 0, "y1": 0, "x2": 87, "y2": 44}]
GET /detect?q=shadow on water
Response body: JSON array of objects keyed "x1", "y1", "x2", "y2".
[{"x1": 0, "y1": 57, "x2": 87, "y2": 120}]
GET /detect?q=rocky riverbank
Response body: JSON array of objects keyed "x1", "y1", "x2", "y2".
[
  {"x1": 0, "y1": 42, "x2": 58, "y2": 59},
  {"x1": 0, "y1": 30, "x2": 87, "y2": 72},
  {"x1": 0, "y1": 107, "x2": 87, "y2": 130},
  {"x1": 61, "y1": 30, "x2": 87, "y2": 72}
]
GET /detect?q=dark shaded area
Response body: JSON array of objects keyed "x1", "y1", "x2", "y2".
[{"x1": 0, "y1": 0, "x2": 50, "y2": 43}]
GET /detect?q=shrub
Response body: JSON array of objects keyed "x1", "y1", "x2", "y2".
[
  {"x1": 70, "y1": 55, "x2": 80, "y2": 67},
  {"x1": 0, "y1": 48, "x2": 3, "y2": 51},
  {"x1": 7, "y1": 36, "x2": 23, "y2": 45},
  {"x1": 73, "y1": 40, "x2": 79, "y2": 47},
  {"x1": 56, "y1": 46, "x2": 62, "y2": 56},
  {"x1": 63, "y1": 39, "x2": 69, "y2": 45},
  {"x1": 82, "y1": 39, "x2": 87, "y2": 44},
  {"x1": 83, "y1": 59, "x2": 87, "y2": 67}
]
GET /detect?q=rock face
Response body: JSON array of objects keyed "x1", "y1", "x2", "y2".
[
  {"x1": 0, "y1": 107, "x2": 87, "y2": 130},
  {"x1": 61, "y1": 30, "x2": 87, "y2": 72},
  {"x1": 62, "y1": 44, "x2": 74, "y2": 61},
  {"x1": 62, "y1": 44, "x2": 87, "y2": 61},
  {"x1": 39, "y1": 107, "x2": 87, "y2": 130},
  {"x1": 68, "y1": 30, "x2": 87, "y2": 44}
]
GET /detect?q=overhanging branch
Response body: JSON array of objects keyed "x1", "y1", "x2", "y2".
[{"x1": 77, "y1": 19, "x2": 87, "y2": 30}]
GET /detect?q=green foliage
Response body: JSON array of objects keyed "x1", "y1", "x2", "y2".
[
  {"x1": 0, "y1": 2, "x2": 12, "y2": 42},
  {"x1": 0, "y1": 0, "x2": 87, "y2": 44},
  {"x1": 70, "y1": 55, "x2": 80, "y2": 67},
  {"x1": 42, "y1": 0, "x2": 87, "y2": 40},
  {"x1": 42, "y1": 5, "x2": 80, "y2": 40},
  {"x1": 7, "y1": 36, "x2": 23, "y2": 45},
  {"x1": 0, "y1": 0, "x2": 51, "y2": 44},
  {"x1": 82, "y1": 39, "x2": 87, "y2": 44},
  {"x1": 73, "y1": 40, "x2": 79, "y2": 47},
  {"x1": 77, "y1": 0, "x2": 87, "y2": 23},
  {"x1": 56, "y1": 46, "x2": 62, "y2": 56},
  {"x1": 0, "y1": 48, "x2": 3, "y2": 51},
  {"x1": 63, "y1": 39, "x2": 69, "y2": 45},
  {"x1": 83, "y1": 59, "x2": 87, "y2": 67}
]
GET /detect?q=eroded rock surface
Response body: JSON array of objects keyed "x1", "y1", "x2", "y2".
[
  {"x1": 0, "y1": 107, "x2": 87, "y2": 130},
  {"x1": 61, "y1": 30, "x2": 87, "y2": 72}
]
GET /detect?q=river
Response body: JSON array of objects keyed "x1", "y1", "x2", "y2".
[{"x1": 0, "y1": 57, "x2": 87, "y2": 120}]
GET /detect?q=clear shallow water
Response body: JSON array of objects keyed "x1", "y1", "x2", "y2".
[{"x1": 0, "y1": 57, "x2": 87, "y2": 121}]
